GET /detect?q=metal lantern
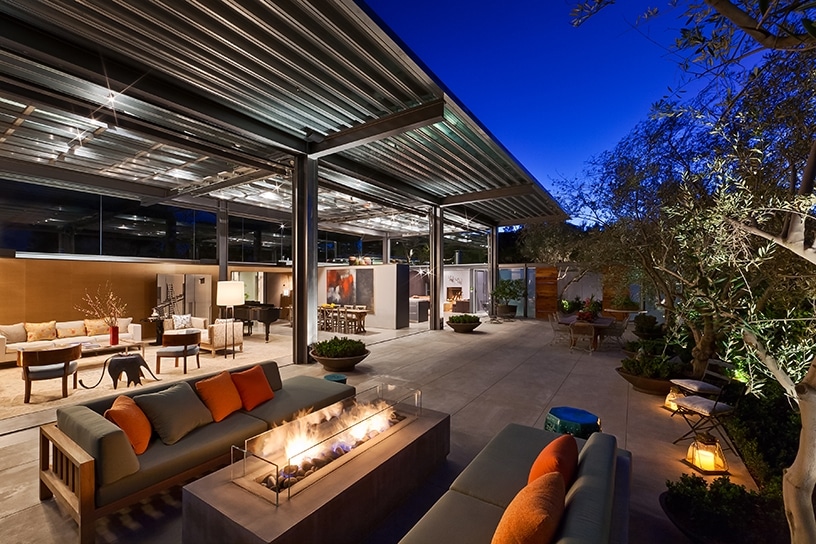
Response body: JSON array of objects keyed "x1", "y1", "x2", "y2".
[
  {"x1": 664, "y1": 386, "x2": 680, "y2": 412},
  {"x1": 685, "y1": 432, "x2": 728, "y2": 474}
]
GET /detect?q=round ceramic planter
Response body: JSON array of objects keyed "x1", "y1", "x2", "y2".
[
  {"x1": 310, "y1": 349, "x2": 370, "y2": 372},
  {"x1": 615, "y1": 367, "x2": 672, "y2": 396},
  {"x1": 447, "y1": 321, "x2": 481, "y2": 333}
]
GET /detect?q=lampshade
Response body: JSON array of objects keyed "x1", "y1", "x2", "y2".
[
  {"x1": 217, "y1": 280, "x2": 245, "y2": 307},
  {"x1": 685, "y1": 433, "x2": 728, "y2": 474}
]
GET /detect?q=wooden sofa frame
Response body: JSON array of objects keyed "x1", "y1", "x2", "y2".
[{"x1": 39, "y1": 422, "x2": 231, "y2": 544}]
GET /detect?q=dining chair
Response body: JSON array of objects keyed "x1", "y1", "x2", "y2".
[
  {"x1": 599, "y1": 319, "x2": 627, "y2": 349},
  {"x1": 155, "y1": 330, "x2": 201, "y2": 374},
  {"x1": 569, "y1": 321, "x2": 595, "y2": 352},
  {"x1": 549, "y1": 313, "x2": 571, "y2": 345},
  {"x1": 20, "y1": 343, "x2": 83, "y2": 403}
]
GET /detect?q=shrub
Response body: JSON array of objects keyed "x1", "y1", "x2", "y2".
[
  {"x1": 620, "y1": 353, "x2": 686, "y2": 379},
  {"x1": 448, "y1": 314, "x2": 481, "y2": 323},
  {"x1": 664, "y1": 474, "x2": 787, "y2": 543},
  {"x1": 310, "y1": 336, "x2": 367, "y2": 358}
]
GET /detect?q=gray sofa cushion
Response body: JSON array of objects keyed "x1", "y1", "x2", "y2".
[
  {"x1": 96, "y1": 411, "x2": 266, "y2": 507},
  {"x1": 399, "y1": 490, "x2": 504, "y2": 544},
  {"x1": 450, "y1": 423, "x2": 568, "y2": 509},
  {"x1": 555, "y1": 432, "x2": 618, "y2": 543},
  {"x1": 134, "y1": 382, "x2": 213, "y2": 445},
  {"x1": 56, "y1": 405, "x2": 139, "y2": 486},
  {"x1": 246, "y1": 375, "x2": 354, "y2": 427}
]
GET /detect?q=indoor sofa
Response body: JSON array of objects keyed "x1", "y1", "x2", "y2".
[
  {"x1": 38, "y1": 360, "x2": 355, "y2": 544},
  {"x1": 399, "y1": 423, "x2": 632, "y2": 544},
  {"x1": 0, "y1": 318, "x2": 142, "y2": 364}
]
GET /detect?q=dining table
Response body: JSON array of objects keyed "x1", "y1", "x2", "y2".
[
  {"x1": 318, "y1": 306, "x2": 367, "y2": 334},
  {"x1": 559, "y1": 315, "x2": 615, "y2": 350}
]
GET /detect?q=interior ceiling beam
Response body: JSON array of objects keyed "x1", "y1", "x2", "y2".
[
  {"x1": 171, "y1": 195, "x2": 291, "y2": 225},
  {"x1": 0, "y1": 13, "x2": 307, "y2": 155},
  {"x1": 317, "y1": 221, "x2": 390, "y2": 238},
  {"x1": 0, "y1": 80, "x2": 288, "y2": 174},
  {"x1": 318, "y1": 178, "x2": 426, "y2": 218},
  {"x1": 308, "y1": 99, "x2": 446, "y2": 159},
  {"x1": 0, "y1": 157, "x2": 168, "y2": 200},
  {"x1": 140, "y1": 169, "x2": 277, "y2": 207},
  {"x1": 321, "y1": 155, "x2": 441, "y2": 207},
  {"x1": 441, "y1": 184, "x2": 536, "y2": 207}
]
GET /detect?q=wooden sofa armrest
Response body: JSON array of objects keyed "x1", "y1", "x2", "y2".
[{"x1": 40, "y1": 423, "x2": 97, "y2": 544}]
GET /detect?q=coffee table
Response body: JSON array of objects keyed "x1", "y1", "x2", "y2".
[{"x1": 79, "y1": 339, "x2": 147, "y2": 358}]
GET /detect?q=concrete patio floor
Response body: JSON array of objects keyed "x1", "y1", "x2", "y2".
[{"x1": 0, "y1": 317, "x2": 755, "y2": 543}]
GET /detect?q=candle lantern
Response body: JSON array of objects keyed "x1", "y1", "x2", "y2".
[
  {"x1": 685, "y1": 432, "x2": 728, "y2": 474},
  {"x1": 664, "y1": 386, "x2": 680, "y2": 412}
]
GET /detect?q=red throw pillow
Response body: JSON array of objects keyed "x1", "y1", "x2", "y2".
[
  {"x1": 104, "y1": 395, "x2": 152, "y2": 455},
  {"x1": 194, "y1": 371, "x2": 243, "y2": 422},
  {"x1": 528, "y1": 434, "x2": 579, "y2": 488},
  {"x1": 231, "y1": 365, "x2": 275, "y2": 410},
  {"x1": 492, "y1": 472, "x2": 566, "y2": 544}
]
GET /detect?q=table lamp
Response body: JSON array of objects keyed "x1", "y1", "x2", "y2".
[{"x1": 216, "y1": 280, "x2": 244, "y2": 359}]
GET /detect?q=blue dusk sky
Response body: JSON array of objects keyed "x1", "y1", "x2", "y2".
[{"x1": 363, "y1": 1, "x2": 695, "y2": 194}]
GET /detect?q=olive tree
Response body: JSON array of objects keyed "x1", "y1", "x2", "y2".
[{"x1": 572, "y1": 3, "x2": 816, "y2": 541}]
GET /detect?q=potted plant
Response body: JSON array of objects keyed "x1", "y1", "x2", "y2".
[
  {"x1": 75, "y1": 282, "x2": 127, "y2": 345},
  {"x1": 615, "y1": 350, "x2": 687, "y2": 395},
  {"x1": 309, "y1": 336, "x2": 370, "y2": 371},
  {"x1": 632, "y1": 314, "x2": 665, "y2": 340},
  {"x1": 491, "y1": 279, "x2": 526, "y2": 318},
  {"x1": 447, "y1": 314, "x2": 482, "y2": 333}
]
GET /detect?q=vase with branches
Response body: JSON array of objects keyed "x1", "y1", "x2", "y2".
[{"x1": 75, "y1": 282, "x2": 128, "y2": 344}]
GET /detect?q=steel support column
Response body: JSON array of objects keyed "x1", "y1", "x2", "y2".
[
  {"x1": 292, "y1": 155, "x2": 319, "y2": 364},
  {"x1": 488, "y1": 226, "x2": 498, "y2": 316},
  {"x1": 429, "y1": 206, "x2": 444, "y2": 330},
  {"x1": 217, "y1": 200, "x2": 229, "y2": 281}
]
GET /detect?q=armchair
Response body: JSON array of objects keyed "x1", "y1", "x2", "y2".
[
  {"x1": 21, "y1": 343, "x2": 83, "y2": 403},
  {"x1": 201, "y1": 320, "x2": 244, "y2": 357}
]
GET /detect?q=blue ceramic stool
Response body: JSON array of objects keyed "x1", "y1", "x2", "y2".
[
  {"x1": 544, "y1": 406, "x2": 601, "y2": 439},
  {"x1": 324, "y1": 373, "x2": 347, "y2": 384}
]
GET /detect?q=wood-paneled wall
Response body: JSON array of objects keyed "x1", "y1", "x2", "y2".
[{"x1": 0, "y1": 257, "x2": 218, "y2": 338}]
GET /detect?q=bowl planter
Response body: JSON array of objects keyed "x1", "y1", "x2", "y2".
[
  {"x1": 309, "y1": 336, "x2": 369, "y2": 371},
  {"x1": 447, "y1": 321, "x2": 481, "y2": 333},
  {"x1": 310, "y1": 349, "x2": 370, "y2": 371},
  {"x1": 615, "y1": 367, "x2": 673, "y2": 396}
]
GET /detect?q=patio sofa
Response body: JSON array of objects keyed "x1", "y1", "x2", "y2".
[
  {"x1": 38, "y1": 360, "x2": 355, "y2": 544},
  {"x1": 399, "y1": 423, "x2": 631, "y2": 544},
  {"x1": 0, "y1": 318, "x2": 142, "y2": 364}
]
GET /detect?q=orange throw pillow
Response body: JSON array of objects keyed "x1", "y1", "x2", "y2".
[
  {"x1": 104, "y1": 396, "x2": 152, "y2": 455},
  {"x1": 528, "y1": 434, "x2": 579, "y2": 488},
  {"x1": 194, "y1": 371, "x2": 243, "y2": 422},
  {"x1": 231, "y1": 365, "x2": 275, "y2": 411},
  {"x1": 492, "y1": 472, "x2": 566, "y2": 544}
]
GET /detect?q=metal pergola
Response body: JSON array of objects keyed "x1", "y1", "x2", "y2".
[{"x1": 0, "y1": 0, "x2": 566, "y2": 361}]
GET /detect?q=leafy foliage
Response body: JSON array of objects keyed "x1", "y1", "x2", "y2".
[
  {"x1": 664, "y1": 474, "x2": 788, "y2": 543},
  {"x1": 490, "y1": 279, "x2": 526, "y2": 305},
  {"x1": 448, "y1": 314, "x2": 481, "y2": 324},
  {"x1": 310, "y1": 336, "x2": 367, "y2": 358},
  {"x1": 621, "y1": 352, "x2": 686, "y2": 379}
]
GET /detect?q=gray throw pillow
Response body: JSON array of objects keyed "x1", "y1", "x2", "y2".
[{"x1": 134, "y1": 382, "x2": 213, "y2": 445}]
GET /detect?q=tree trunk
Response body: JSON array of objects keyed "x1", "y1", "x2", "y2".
[
  {"x1": 784, "y1": 369, "x2": 816, "y2": 543},
  {"x1": 689, "y1": 318, "x2": 717, "y2": 379}
]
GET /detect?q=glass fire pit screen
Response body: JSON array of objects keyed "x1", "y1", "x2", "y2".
[{"x1": 231, "y1": 383, "x2": 421, "y2": 505}]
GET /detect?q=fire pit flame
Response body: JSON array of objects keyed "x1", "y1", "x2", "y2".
[{"x1": 235, "y1": 383, "x2": 421, "y2": 502}]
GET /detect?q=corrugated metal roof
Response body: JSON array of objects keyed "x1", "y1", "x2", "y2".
[{"x1": 0, "y1": 0, "x2": 565, "y2": 237}]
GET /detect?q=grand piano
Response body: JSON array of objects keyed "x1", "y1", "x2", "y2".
[{"x1": 233, "y1": 302, "x2": 281, "y2": 342}]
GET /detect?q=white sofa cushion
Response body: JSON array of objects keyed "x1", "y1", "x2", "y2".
[
  {"x1": 57, "y1": 320, "x2": 87, "y2": 339},
  {"x1": 0, "y1": 322, "x2": 26, "y2": 344}
]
